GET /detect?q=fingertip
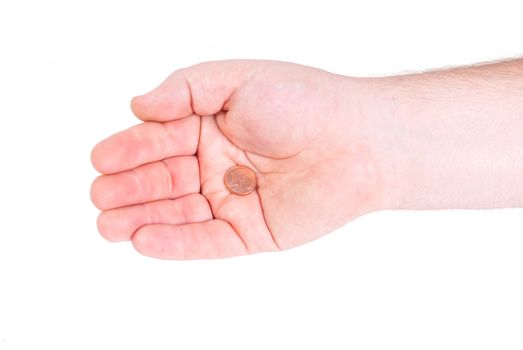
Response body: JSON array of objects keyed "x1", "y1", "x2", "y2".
[
  {"x1": 130, "y1": 226, "x2": 147, "y2": 250},
  {"x1": 90, "y1": 176, "x2": 104, "y2": 210},
  {"x1": 91, "y1": 137, "x2": 120, "y2": 174},
  {"x1": 130, "y1": 94, "x2": 147, "y2": 121},
  {"x1": 131, "y1": 226, "x2": 171, "y2": 259},
  {"x1": 90, "y1": 176, "x2": 114, "y2": 211},
  {"x1": 96, "y1": 211, "x2": 109, "y2": 240},
  {"x1": 90, "y1": 129, "x2": 134, "y2": 174},
  {"x1": 90, "y1": 141, "x2": 105, "y2": 174},
  {"x1": 97, "y1": 211, "x2": 120, "y2": 242},
  {"x1": 133, "y1": 224, "x2": 191, "y2": 260}
]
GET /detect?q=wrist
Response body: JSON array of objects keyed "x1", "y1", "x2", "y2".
[
  {"x1": 335, "y1": 75, "x2": 402, "y2": 214},
  {"x1": 344, "y1": 76, "x2": 409, "y2": 211}
]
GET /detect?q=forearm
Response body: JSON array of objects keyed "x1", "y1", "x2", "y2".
[{"x1": 360, "y1": 59, "x2": 523, "y2": 210}]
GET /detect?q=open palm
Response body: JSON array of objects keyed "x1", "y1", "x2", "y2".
[{"x1": 91, "y1": 60, "x2": 384, "y2": 259}]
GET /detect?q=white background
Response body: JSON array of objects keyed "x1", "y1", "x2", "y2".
[{"x1": 1, "y1": 1, "x2": 522, "y2": 349}]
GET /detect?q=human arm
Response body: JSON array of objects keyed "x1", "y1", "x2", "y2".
[
  {"x1": 90, "y1": 59, "x2": 523, "y2": 260},
  {"x1": 364, "y1": 59, "x2": 523, "y2": 209}
]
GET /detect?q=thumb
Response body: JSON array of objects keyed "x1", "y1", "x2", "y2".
[{"x1": 131, "y1": 60, "x2": 259, "y2": 122}]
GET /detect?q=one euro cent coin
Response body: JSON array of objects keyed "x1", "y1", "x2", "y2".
[{"x1": 224, "y1": 165, "x2": 257, "y2": 195}]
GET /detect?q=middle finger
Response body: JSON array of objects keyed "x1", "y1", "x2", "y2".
[{"x1": 91, "y1": 156, "x2": 199, "y2": 210}]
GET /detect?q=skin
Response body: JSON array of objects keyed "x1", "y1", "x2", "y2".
[{"x1": 90, "y1": 59, "x2": 523, "y2": 260}]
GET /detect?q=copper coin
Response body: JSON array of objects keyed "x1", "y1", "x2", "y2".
[{"x1": 224, "y1": 165, "x2": 257, "y2": 195}]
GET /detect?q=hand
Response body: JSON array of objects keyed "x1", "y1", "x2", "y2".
[{"x1": 90, "y1": 60, "x2": 388, "y2": 259}]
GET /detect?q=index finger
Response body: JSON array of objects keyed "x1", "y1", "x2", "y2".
[{"x1": 91, "y1": 115, "x2": 199, "y2": 174}]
